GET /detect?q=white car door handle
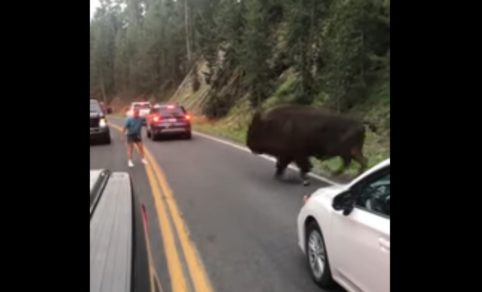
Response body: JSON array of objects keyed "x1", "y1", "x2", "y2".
[{"x1": 378, "y1": 238, "x2": 390, "y2": 251}]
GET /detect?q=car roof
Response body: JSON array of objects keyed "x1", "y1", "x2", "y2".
[
  {"x1": 348, "y1": 158, "x2": 390, "y2": 186},
  {"x1": 371, "y1": 158, "x2": 390, "y2": 171},
  {"x1": 153, "y1": 103, "x2": 181, "y2": 108}
]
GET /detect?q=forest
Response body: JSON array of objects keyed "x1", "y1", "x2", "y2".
[{"x1": 91, "y1": 0, "x2": 390, "y2": 173}]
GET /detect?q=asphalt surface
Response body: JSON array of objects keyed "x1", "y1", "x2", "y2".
[{"x1": 90, "y1": 117, "x2": 345, "y2": 292}]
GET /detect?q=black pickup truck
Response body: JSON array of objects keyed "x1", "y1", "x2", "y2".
[{"x1": 90, "y1": 99, "x2": 111, "y2": 144}]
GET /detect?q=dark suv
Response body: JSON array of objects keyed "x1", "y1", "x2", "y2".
[
  {"x1": 146, "y1": 103, "x2": 192, "y2": 140},
  {"x1": 90, "y1": 99, "x2": 111, "y2": 144}
]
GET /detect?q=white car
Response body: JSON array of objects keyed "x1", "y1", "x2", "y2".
[
  {"x1": 126, "y1": 101, "x2": 152, "y2": 124},
  {"x1": 297, "y1": 159, "x2": 390, "y2": 292}
]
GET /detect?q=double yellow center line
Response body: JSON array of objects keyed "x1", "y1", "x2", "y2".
[{"x1": 110, "y1": 123, "x2": 213, "y2": 292}]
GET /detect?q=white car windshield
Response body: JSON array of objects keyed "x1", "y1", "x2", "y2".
[
  {"x1": 90, "y1": 101, "x2": 102, "y2": 112},
  {"x1": 133, "y1": 103, "x2": 151, "y2": 109}
]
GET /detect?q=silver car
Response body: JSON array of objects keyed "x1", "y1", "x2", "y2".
[{"x1": 90, "y1": 170, "x2": 150, "y2": 292}]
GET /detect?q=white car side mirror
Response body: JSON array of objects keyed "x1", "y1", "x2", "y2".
[{"x1": 332, "y1": 191, "x2": 355, "y2": 216}]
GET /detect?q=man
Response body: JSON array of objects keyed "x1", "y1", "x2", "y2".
[{"x1": 122, "y1": 108, "x2": 148, "y2": 167}]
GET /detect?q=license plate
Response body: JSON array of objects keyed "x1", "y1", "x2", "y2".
[
  {"x1": 168, "y1": 118, "x2": 176, "y2": 122},
  {"x1": 163, "y1": 128, "x2": 184, "y2": 133}
]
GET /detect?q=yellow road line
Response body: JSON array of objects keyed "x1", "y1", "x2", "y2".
[
  {"x1": 109, "y1": 123, "x2": 123, "y2": 131},
  {"x1": 110, "y1": 122, "x2": 173, "y2": 292},
  {"x1": 144, "y1": 149, "x2": 213, "y2": 292},
  {"x1": 140, "y1": 206, "x2": 165, "y2": 292},
  {"x1": 144, "y1": 162, "x2": 188, "y2": 292},
  {"x1": 109, "y1": 123, "x2": 164, "y2": 292},
  {"x1": 109, "y1": 122, "x2": 212, "y2": 292}
]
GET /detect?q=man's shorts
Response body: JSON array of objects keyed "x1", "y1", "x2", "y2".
[{"x1": 127, "y1": 134, "x2": 142, "y2": 144}]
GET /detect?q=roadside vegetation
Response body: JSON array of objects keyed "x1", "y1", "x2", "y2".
[{"x1": 92, "y1": 0, "x2": 390, "y2": 176}]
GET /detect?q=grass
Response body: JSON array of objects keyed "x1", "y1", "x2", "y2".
[
  {"x1": 194, "y1": 122, "x2": 247, "y2": 145},
  {"x1": 262, "y1": 72, "x2": 298, "y2": 109},
  {"x1": 193, "y1": 97, "x2": 251, "y2": 144}
]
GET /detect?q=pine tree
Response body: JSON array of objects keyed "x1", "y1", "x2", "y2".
[{"x1": 240, "y1": 0, "x2": 272, "y2": 107}]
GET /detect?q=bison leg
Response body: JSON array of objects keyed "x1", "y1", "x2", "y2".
[
  {"x1": 275, "y1": 156, "x2": 292, "y2": 179},
  {"x1": 294, "y1": 157, "x2": 312, "y2": 186},
  {"x1": 354, "y1": 155, "x2": 368, "y2": 175},
  {"x1": 351, "y1": 149, "x2": 368, "y2": 175},
  {"x1": 333, "y1": 156, "x2": 352, "y2": 176}
]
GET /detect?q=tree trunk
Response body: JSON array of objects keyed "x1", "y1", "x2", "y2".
[
  {"x1": 100, "y1": 71, "x2": 107, "y2": 103},
  {"x1": 360, "y1": 31, "x2": 366, "y2": 87},
  {"x1": 184, "y1": 0, "x2": 192, "y2": 66}
]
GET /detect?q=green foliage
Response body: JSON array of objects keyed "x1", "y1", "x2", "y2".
[
  {"x1": 91, "y1": 0, "x2": 390, "y2": 128},
  {"x1": 91, "y1": 0, "x2": 188, "y2": 100},
  {"x1": 283, "y1": 0, "x2": 328, "y2": 104},
  {"x1": 319, "y1": 0, "x2": 389, "y2": 111},
  {"x1": 262, "y1": 72, "x2": 298, "y2": 109},
  {"x1": 239, "y1": 0, "x2": 273, "y2": 108}
]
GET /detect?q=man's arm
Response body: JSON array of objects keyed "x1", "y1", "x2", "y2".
[{"x1": 122, "y1": 118, "x2": 129, "y2": 136}]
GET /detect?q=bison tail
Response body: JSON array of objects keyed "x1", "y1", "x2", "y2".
[{"x1": 363, "y1": 121, "x2": 378, "y2": 133}]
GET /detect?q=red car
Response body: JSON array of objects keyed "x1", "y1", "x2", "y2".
[{"x1": 146, "y1": 103, "x2": 192, "y2": 140}]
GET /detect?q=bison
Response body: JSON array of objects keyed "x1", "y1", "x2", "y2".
[{"x1": 246, "y1": 105, "x2": 377, "y2": 185}]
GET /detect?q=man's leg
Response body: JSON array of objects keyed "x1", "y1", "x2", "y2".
[
  {"x1": 127, "y1": 141, "x2": 135, "y2": 167},
  {"x1": 136, "y1": 139, "x2": 148, "y2": 164}
]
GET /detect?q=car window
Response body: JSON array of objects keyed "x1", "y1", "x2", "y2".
[
  {"x1": 152, "y1": 106, "x2": 185, "y2": 115},
  {"x1": 355, "y1": 174, "x2": 390, "y2": 217},
  {"x1": 90, "y1": 101, "x2": 102, "y2": 112},
  {"x1": 133, "y1": 103, "x2": 151, "y2": 109}
]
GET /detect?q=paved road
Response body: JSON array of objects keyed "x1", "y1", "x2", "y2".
[{"x1": 90, "y1": 117, "x2": 345, "y2": 292}]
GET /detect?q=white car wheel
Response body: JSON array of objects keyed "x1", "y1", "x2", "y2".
[
  {"x1": 306, "y1": 221, "x2": 335, "y2": 288},
  {"x1": 308, "y1": 230, "x2": 325, "y2": 279}
]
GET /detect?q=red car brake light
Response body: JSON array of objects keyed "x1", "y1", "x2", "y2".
[{"x1": 185, "y1": 114, "x2": 191, "y2": 121}]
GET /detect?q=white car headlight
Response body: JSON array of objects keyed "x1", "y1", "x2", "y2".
[{"x1": 99, "y1": 118, "x2": 107, "y2": 127}]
